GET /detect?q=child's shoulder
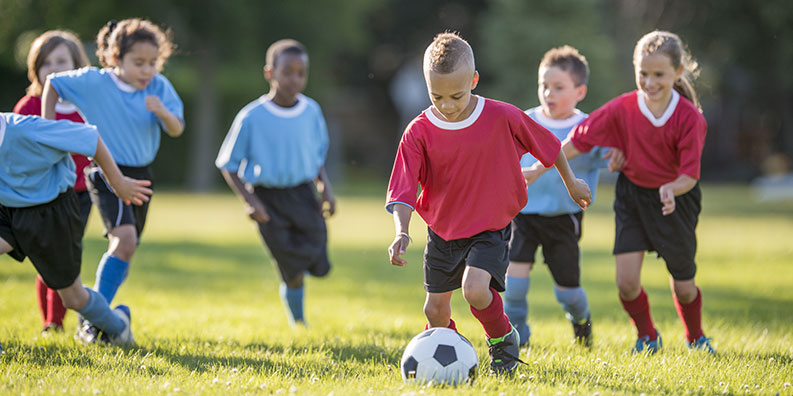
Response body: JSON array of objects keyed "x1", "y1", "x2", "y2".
[{"x1": 13, "y1": 95, "x2": 40, "y2": 115}]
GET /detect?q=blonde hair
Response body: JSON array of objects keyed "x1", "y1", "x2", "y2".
[
  {"x1": 633, "y1": 30, "x2": 700, "y2": 111},
  {"x1": 25, "y1": 30, "x2": 89, "y2": 96},
  {"x1": 423, "y1": 32, "x2": 475, "y2": 74}
]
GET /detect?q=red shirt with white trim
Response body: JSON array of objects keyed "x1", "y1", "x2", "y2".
[
  {"x1": 386, "y1": 96, "x2": 561, "y2": 241},
  {"x1": 570, "y1": 90, "x2": 707, "y2": 189},
  {"x1": 14, "y1": 95, "x2": 90, "y2": 192}
]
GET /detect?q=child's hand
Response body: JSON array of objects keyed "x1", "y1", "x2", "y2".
[
  {"x1": 246, "y1": 198, "x2": 270, "y2": 223},
  {"x1": 659, "y1": 184, "x2": 676, "y2": 216},
  {"x1": 145, "y1": 95, "x2": 166, "y2": 116},
  {"x1": 321, "y1": 189, "x2": 337, "y2": 218},
  {"x1": 388, "y1": 234, "x2": 410, "y2": 267},
  {"x1": 569, "y1": 178, "x2": 592, "y2": 209},
  {"x1": 603, "y1": 148, "x2": 626, "y2": 172},
  {"x1": 112, "y1": 177, "x2": 153, "y2": 206}
]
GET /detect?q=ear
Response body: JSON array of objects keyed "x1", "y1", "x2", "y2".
[
  {"x1": 263, "y1": 65, "x2": 273, "y2": 81},
  {"x1": 575, "y1": 84, "x2": 587, "y2": 102},
  {"x1": 674, "y1": 65, "x2": 684, "y2": 80},
  {"x1": 471, "y1": 71, "x2": 479, "y2": 90}
]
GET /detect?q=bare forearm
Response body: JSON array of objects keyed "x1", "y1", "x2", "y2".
[
  {"x1": 665, "y1": 174, "x2": 698, "y2": 196},
  {"x1": 92, "y1": 136, "x2": 124, "y2": 187},
  {"x1": 41, "y1": 81, "x2": 59, "y2": 120},
  {"x1": 315, "y1": 166, "x2": 334, "y2": 195},
  {"x1": 553, "y1": 150, "x2": 578, "y2": 189},
  {"x1": 561, "y1": 138, "x2": 581, "y2": 161},
  {"x1": 392, "y1": 204, "x2": 413, "y2": 235},
  {"x1": 158, "y1": 111, "x2": 184, "y2": 137},
  {"x1": 221, "y1": 170, "x2": 257, "y2": 204}
]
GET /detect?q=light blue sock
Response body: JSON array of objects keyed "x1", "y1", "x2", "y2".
[
  {"x1": 77, "y1": 287, "x2": 124, "y2": 335},
  {"x1": 279, "y1": 283, "x2": 304, "y2": 324},
  {"x1": 554, "y1": 286, "x2": 590, "y2": 323},
  {"x1": 504, "y1": 275, "x2": 531, "y2": 343},
  {"x1": 94, "y1": 254, "x2": 129, "y2": 303}
]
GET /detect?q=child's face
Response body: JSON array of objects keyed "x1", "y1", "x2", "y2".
[
  {"x1": 115, "y1": 41, "x2": 159, "y2": 90},
  {"x1": 537, "y1": 66, "x2": 586, "y2": 120},
  {"x1": 38, "y1": 43, "x2": 75, "y2": 84},
  {"x1": 266, "y1": 53, "x2": 309, "y2": 101},
  {"x1": 634, "y1": 53, "x2": 683, "y2": 106},
  {"x1": 425, "y1": 66, "x2": 478, "y2": 122}
]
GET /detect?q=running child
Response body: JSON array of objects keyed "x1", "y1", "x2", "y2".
[
  {"x1": 13, "y1": 30, "x2": 92, "y2": 336},
  {"x1": 216, "y1": 39, "x2": 336, "y2": 326},
  {"x1": 523, "y1": 31, "x2": 712, "y2": 353},
  {"x1": 41, "y1": 18, "x2": 184, "y2": 341},
  {"x1": 0, "y1": 112, "x2": 153, "y2": 346},
  {"x1": 504, "y1": 45, "x2": 624, "y2": 348},
  {"x1": 386, "y1": 32, "x2": 591, "y2": 374}
]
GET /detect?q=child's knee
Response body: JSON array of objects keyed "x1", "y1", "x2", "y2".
[
  {"x1": 285, "y1": 273, "x2": 304, "y2": 288},
  {"x1": 461, "y1": 282, "x2": 491, "y2": 307},
  {"x1": 423, "y1": 300, "x2": 449, "y2": 320}
]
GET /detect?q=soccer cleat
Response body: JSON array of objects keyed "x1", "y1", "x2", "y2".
[
  {"x1": 106, "y1": 305, "x2": 135, "y2": 346},
  {"x1": 687, "y1": 335, "x2": 716, "y2": 354},
  {"x1": 75, "y1": 321, "x2": 101, "y2": 344},
  {"x1": 572, "y1": 317, "x2": 593, "y2": 347},
  {"x1": 487, "y1": 327, "x2": 523, "y2": 375},
  {"x1": 633, "y1": 329, "x2": 662, "y2": 354},
  {"x1": 41, "y1": 323, "x2": 64, "y2": 337}
]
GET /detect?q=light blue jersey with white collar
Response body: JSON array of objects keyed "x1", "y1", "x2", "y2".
[
  {"x1": 48, "y1": 67, "x2": 183, "y2": 167},
  {"x1": 0, "y1": 113, "x2": 98, "y2": 207},
  {"x1": 521, "y1": 107, "x2": 610, "y2": 216},
  {"x1": 215, "y1": 94, "x2": 329, "y2": 188}
]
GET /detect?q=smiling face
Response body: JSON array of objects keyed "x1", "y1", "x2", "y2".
[
  {"x1": 538, "y1": 66, "x2": 586, "y2": 120},
  {"x1": 635, "y1": 52, "x2": 683, "y2": 108},
  {"x1": 425, "y1": 64, "x2": 479, "y2": 122},
  {"x1": 265, "y1": 52, "x2": 309, "y2": 105},
  {"x1": 115, "y1": 41, "x2": 159, "y2": 90},
  {"x1": 37, "y1": 43, "x2": 76, "y2": 84}
]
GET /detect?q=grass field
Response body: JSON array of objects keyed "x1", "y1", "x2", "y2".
[{"x1": 1, "y1": 182, "x2": 792, "y2": 395}]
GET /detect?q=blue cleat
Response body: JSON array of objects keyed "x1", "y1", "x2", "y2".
[
  {"x1": 633, "y1": 330, "x2": 662, "y2": 354},
  {"x1": 687, "y1": 335, "x2": 716, "y2": 354}
]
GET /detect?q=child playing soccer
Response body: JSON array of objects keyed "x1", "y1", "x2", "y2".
[
  {"x1": 504, "y1": 46, "x2": 624, "y2": 348},
  {"x1": 216, "y1": 39, "x2": 336, "y2": 326},
  {"x1": 386, "y1": 32, "x2": 591, "y2": 374},
  {"x1": 41, "y1": 18, "x2": 184, "y2": 341},
  {"x1": 523, "y1": 31, "x2": 712, "y2": 353},
  {"x1": 0, "y1": 112, "x2": 152, "y2": 346},
  {"x1": 13, "y1": 30, "x2": 92, "y2": 336}
]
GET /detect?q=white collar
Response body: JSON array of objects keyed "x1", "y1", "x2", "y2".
[
  {"x1": 108, "y1": 70, "x2": 137, "y2": 93},
  {"x1": 259, "y1": 94, "x2": 308, "y2": 118},
  {"x1": 0, "y1": 115, "x2": 6, "y2": 148},
  {"x1": 55, "y1": 102, "x2": 78, "y2": 114},
  {"x1": 638, "y1": 90, "x2": 679, "y2": 127},
  {"x1": 530, "y1": 107, "x2": 586, "y2": 129},
  {"x1": 425, "y1": 95, "x2": 485, "y2": 130}
]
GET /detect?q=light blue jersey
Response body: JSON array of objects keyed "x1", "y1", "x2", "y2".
[
  {"x1": 521, "y1": 107, "x2": 609, "y2": 216},
  {"x1": 48, "y1": 67, "x2": 183, "y2": 167},
  {"x1": 215, "y1": 94, "x2": 329, "y2": 188},
  {"x1": 0, "y1": 113, "x2": 98, "y2": 208}
]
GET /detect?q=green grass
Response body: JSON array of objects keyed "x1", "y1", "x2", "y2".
[{"x1": 1, "y1": 183, "x2": 792, "y2": 395}]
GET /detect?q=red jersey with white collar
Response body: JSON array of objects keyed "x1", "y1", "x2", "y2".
[
  {"x1": 386, "y1": 96, "x2": 561, "y2": 241},
  {"x1": 14, "y1": 95, "x2": 90, "y2": 192},
  {"x1": 570, "y1": 90, "x2": 707, "y2": 189}
]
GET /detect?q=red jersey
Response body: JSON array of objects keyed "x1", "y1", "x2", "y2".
[
  {"x1": 570, "y1": 90, "x2": 707, "y2": 189},
  {"x1": 14, "y1": 95, "x2": 91, "y2": 192},
  {"x1": 386, "y1": 97, "x2": 561, "y2": 241}
]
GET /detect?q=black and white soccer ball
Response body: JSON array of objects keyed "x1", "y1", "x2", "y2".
[{"x1": 400, "y1": 327, "x2": 478, "y2": 385}]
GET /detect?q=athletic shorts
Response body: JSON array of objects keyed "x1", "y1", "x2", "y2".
[
  {"x1": 253, "y1": 182, "x2": 330, "y2": 282},
  {"x1": 0, "y1": 189, "x2": 83, "y2": 289},
  {"x1": 85, "y1": 164, "x2": 152, "y2": 239},
  {"x1": 76, "y1": 189, "x2": 92, "y2": 230},
  {"x1": 423, "y1": 225, "x2": 510, "y2": 293},
  {"x1": 509, "y1": 211, "x2": 583, "y2": 287},
  {"x1": 613, "y1": 173, "x2": 701, "y2": 280}
]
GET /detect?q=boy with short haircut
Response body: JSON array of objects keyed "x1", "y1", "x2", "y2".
[
  {"x1": 504, "y1": 46, "x2": 623, "y2": 348},
  {"x1": 0, "y1": 112, "x2": 152, "y2": 345},
  {"x1": 386, "y1": 32, "x2": 591, "y2": 374},
  {"x1": 216, "y1": 39, "x2": 336, "y2": 326}
]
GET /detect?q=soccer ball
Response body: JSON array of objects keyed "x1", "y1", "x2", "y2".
[{"x1": 400, "y1": 327, "x2": 478, "y2": 385}]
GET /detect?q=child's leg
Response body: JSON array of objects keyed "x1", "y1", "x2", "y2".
[
  {"x1": 616, "y1": 252, "x2": 657, "y2": 340},
  {"x1": 56, "y1": 276, "x2": 125, "y2": 336},
  {"x1": 94, "y1": 225, "x2": 136, "y2": 303},
  {"x1": 553, "y1": 285, "x2": 589, "y2": 323},
  {"x1": 424, "y1": 291, "x2": 454, "y2": 329},
  {"x1": 670, "y1": 277, "x2": 703, "y2": 343},
  {"x1": 35, "y1": 277, "x2": 49, "y2": 326},
  {"x1": 0, "y1": 236, "x2": 11, "y2": 254},
  {"x1": 463, "y1": 267, "x2": 511, "y2": 339},
  {"x1": 46, "y1": 286, "x2": 67, "y2": 327},
  {"x1": 280, "y1": 273, "x2": 305, "y2": 325},
  {"x1": 503, "y1": 262, "x2": 531, "y2": 344}
]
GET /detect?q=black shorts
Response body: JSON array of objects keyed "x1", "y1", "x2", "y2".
[
  {"x1": 76, "y1": 189, "x2": 92, "y2": 230},
  {"x1": 613, "y1": 173, "x2": 701, "y2": 280},
  {"x1": 423, "y1": 225, "x2": 510, "y2": 293},
  {"x1": 0, "y1": 189, "x2": 83, "y2": 289},
  {"x1": 509, "y1": 212, "x2": 583, "y2": 287},
  {"x1": 85, "y1": 164, "x2": 152, "y2": 238},
  {"x1": 253, "y1": 182, "x2": 330, "y2": 282}
]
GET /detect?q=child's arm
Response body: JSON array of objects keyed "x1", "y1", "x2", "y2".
[
  {"x1": 523, "y1": 138, "x2": 582, "y2": 184},
  {"x1": 41, "y1": 80, "x2": 59, "y2": 120},
  {"x1": 315, "y1": 166, "x2": 336, "y2": 217},
  {"x1": 93, "y1": 136, "x2": 152, "y2": 205},
  {"x1": 553, "y1": 149, "x2": 592, "y2": 209},
  {"x1": 659, "y1": 175, "x2": 697, "y2": 216},
  {"x1": 146, "y1": 96, "x2": 184, "y2": 137},
  {"x1": 220, "y1": 169, "x2": 269, "y2": 223},
  {"x1": 388, "y1": 204, "x2": 413, "y2": 267}
]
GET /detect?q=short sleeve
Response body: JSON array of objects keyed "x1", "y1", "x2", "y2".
[
  {"x1": 677, "y1": 113, "x2": 707, "y2": 180},
  {"x1": 35, "y1": 119, "x2": 99, "y2": 157},
  {"x1": 47, "y1": 67, "x2": 99, "y2": 106},
  {"x1": 215, "y1": 111, "x2": 251, "y2": 173},
  {"x1": 157, "y1": 74, "x2": 185, "y2": 124},
  {"x1": 512, "y1": 109, "x2": 561, "y2": 168},
  {"x1": 385, "y1": 126, "x2": 424, "y2": 212},
  {"x1": 570, "y1": 98, "x2": 624, "y2": 154}
]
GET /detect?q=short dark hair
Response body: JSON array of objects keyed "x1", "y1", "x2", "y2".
[
  {"x1": 105, "y1": 18, "x2": 174, "y2": 71},
  {"x1": 423, "y1": 32, "x2": 474, "y2": 74},
  {"x1": 266, "y1": 39, "x2": 307, "y2": 69},
  {"x1": 539, "y1": 45, "x2": 589, "y2": 87}
]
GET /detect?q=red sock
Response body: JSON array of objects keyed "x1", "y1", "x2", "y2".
[
  {"x1": 35, "y1": 278, "x2": 48, "y2": 326},
  {"x1": 470, "y1": 288, "x2": 512, "y2": 339},
  {"x1": 620, "y1": 288, "x2": 657, "y2": 340},
  {"x1": 674, "y1": 288, "x2": 703, "y2": 343},
  {"x1": 424, "y1": 318, "x2": 457, "y2": 331},
  {"x1": 47, "y1": 287, "x2": 67, "y2": 327}
]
